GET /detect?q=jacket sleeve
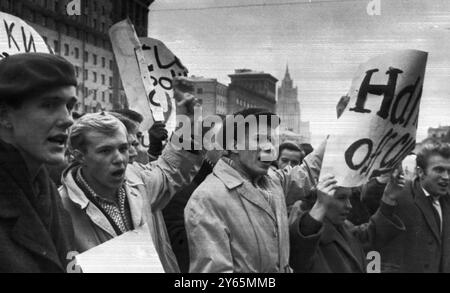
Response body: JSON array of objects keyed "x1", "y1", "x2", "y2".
[
  {"x1": 185, "y1": 192, "x2": 233, "y2": 273},
  {"x1": 273, "y1": 138, "x2": 327, "y2": 212},
  {"x1": 137, "y1": 141, "x2": 203, "y2": 211},
  {"x1": 288, "y1": 201, "x2": 323, "y2": 273},
  {"x1": 349, "y1": 202, "x2": 406, "y2": 251}
]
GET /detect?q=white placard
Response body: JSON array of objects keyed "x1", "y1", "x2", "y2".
[
  {"x1": 0, "y1": 11, "x2": 50, "y2": 58},
  {"x1": 76, "y1": 224, "x2": 164, "y2": 273},
  {"x1": 320, "y1": 50, "x2": 428, "y2": 187}
]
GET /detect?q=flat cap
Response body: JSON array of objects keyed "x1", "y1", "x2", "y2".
[{"x1": 0, "y1": 52, "x2": 77, "y2": 102}]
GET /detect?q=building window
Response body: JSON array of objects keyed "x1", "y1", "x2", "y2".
[
  {"x1": 84, "y1": 70, "x2": 88, "y2": 81},
  {"x1": 109, "y1": 77, "x2": 113, "y2": 87},
  {"x1": 75, "y1": 47, "x2": 79, "y2": 59},
  {"x1": 84, "y1": 51, "x2": 89, "y2": 62},
  {"x1": 101, "y1": 74, "x2": 105, "y2": 85},
  {"x1": 197, "y1": 88, "x2": 203, "y2": 94},
  {"x1": 109, "y1": 93, "x2": 113, "y2": 103},
  {"x1": 109, "y1": 60, "x2": 113, "y2": 69},
  {"x1": 102, "y1": 57, "x2": 106, "y2": 68},
  {"x1": 93, "y1": 72, "x2": 97, "y2": 82},
  {"x1": 102, "y1": 92, "x2": 105, "y2": 102},
  {"x1": 93, "y1": 54, "x2": 97, "y2": 65},
  {"x1": 93, "y1": 89, "x2": 97, "y2": 100},
  {"x1": 64, "y1": 44, "x2": 69, "y2": 56}
]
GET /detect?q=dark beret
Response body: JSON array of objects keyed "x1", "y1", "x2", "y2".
[{"x1": 0, "y1": 52, "x2": 77, "y2": 103}]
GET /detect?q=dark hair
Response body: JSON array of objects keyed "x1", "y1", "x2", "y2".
[
  {"x1": 111, "y1": 108, "x2": 144, "y2": 124},
  {"x1": 416, "y1": 142, "x2": 450, "y2": 170},
  {"x1": 278, "y1": 141, "x2": 303, "y2": 159},
  {"x1": 220, "y1": 108, "x2": 280, "y2": 149},
  {"x1": 300, "y1": 143, "x2": 314, "y2": 156}
]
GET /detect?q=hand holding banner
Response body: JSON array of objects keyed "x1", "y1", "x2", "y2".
[
  {"x1": 320, "y1": 50, "x2": 428, "y2": 187},
  {"x1": 139, "y1": 37, "x2": 189, "y2": 134},
  {"x1": 109, "y1": 19, "x2": 163, "y2": 130}
]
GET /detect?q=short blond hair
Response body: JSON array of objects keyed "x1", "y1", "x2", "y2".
[{"x1": 68, "y1": 112, "x2": 126, "y2": 153}]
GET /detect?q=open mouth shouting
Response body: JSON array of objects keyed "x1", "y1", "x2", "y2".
[
  {"x1": 47, "y1": 134, "x2": 68, "y2": 147},
  {"x1": 111, "y1": 168, "x2": 126, "y2": 181}
]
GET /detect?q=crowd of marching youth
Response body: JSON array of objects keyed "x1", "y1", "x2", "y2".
[{"x1": 0, "y1": 52, "x2": 450, "y2": 274}]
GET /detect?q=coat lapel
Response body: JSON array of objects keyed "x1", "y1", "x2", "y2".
[
  {"x1": 321, "y1": 220, "x2": 364, "y2": 272},
  {"x1": 235, "y1": 182, "x2": 277, "y2": 222},
  {"x1": 0, "y1": 147, "x2": 63, "y2": 270},
  {"x1": 11, "y1": 209, "x2": 63, "y2": 270},
  {"x1": 413, "y1": 182, "x2": 441, "y2": 243},
  {"x1": 214, "y1": 160, "x2": 277, "y2": 222},
  {"x1": 61, "y1": 168, "x2": 118, "y2": 238},
  {"x1": 125, "y1": 183, "x2": 144, "y2": 229}
]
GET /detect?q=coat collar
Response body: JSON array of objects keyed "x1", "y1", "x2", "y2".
[
  {"x1": 61, "y1": 164, "x2": 144, "y2": 237},
  {"x1": 321, "y1": 219, "x2": 365, "y2": 272},
  {"x1": 214, "y1": 159, "x2": 277, "y2": 222},
  {"x1": 412, "y1": 179, "x2": 442, "y2": 242},
  {"x1": 213, "y1": 159, "x2": 246, "y2": 190},
  {"x1": 0, "y1": 141, "x2": 64, "y2": 270},
  {"x1": 0, "y1": 140, "x2": 36, "y2": 217}
]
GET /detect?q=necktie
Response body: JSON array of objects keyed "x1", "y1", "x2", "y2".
[{"x1": 428, "y1": 196, "x2": 442, "y2": 234}]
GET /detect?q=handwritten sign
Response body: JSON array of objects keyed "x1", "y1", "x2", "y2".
[
  {"x1": 0, "y1": 12, "x2": 50, "y2": 58},
  {"x1": 320, "y1": 50, "x2": 428, "y2": 187},
  {"x1": 76, "y1": 224, "x2": 164, "y2": 273},
  {"x1": 109, "y1": 19, "x2": 161, "y2": 130},
  {"x1": 139, "y1": 37, "x2": 189, "y2": 134}
]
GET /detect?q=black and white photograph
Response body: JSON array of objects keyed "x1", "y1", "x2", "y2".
[{"x1": 0, "y1": 0, "x2": 450, "y2": 279}]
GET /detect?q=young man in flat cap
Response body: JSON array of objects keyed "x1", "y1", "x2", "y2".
[{"x1": 0, "y1": 53, "x2": 78, "y2": 273}]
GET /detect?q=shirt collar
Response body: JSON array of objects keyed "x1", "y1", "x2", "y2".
[{"x1": 421, "y1": 185, "x2": 431, "y2": 198}]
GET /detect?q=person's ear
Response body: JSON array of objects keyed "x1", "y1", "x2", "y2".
[
  {"x1": 72, "y1": 149, "x2": 85, "y2": 164},
  {"x1": 417, "y1": 166, "x2": 425, "y2": 180}
]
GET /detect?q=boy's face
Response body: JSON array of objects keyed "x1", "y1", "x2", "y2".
[
  {"x1": 326, "y1": 187, "x2": 353, "y2": 225},
  {"x1": 5, "y1": 86, "x2": 77, "y2": 165}
]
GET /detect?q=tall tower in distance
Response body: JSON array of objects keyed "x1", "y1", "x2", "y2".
[
  {"x1": 277, "y1": 64, "x2": 301, "y2": 133},
  {"x1": 277, "y1": 64, "x2": 311, "y2": 143}
]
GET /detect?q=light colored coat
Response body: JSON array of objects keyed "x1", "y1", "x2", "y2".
[
  {"x1": 185, "y1": 146, "x2": 324, "y2": 273},
  {"x1": 59, "y1": 143, "x2": 202, "y2": 273}
]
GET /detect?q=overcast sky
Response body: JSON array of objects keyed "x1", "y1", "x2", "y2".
[{"x1": 148, "y1": 0, "x2": 450, "y2": 146}]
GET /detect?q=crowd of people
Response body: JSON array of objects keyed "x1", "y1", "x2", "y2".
[{"x1": 0, "y1": 52, "x2": 449, "y2": 273}]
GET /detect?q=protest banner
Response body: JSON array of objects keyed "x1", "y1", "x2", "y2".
[
  {"x1": 0, "y1": 11, "x2": 50, "y2": 58},
  {"x1": 109, "y1": 19, "x2": 163, "y2": 131},
  {"x1": 320, "y1": 50, "x2": 428, "y2": 187},
  {"x1": 75, "y1": 224, "x2": 164, "y2": 273},
  {"x1": 139, "y1": 37, "x2": 189, "y2": 134}
]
